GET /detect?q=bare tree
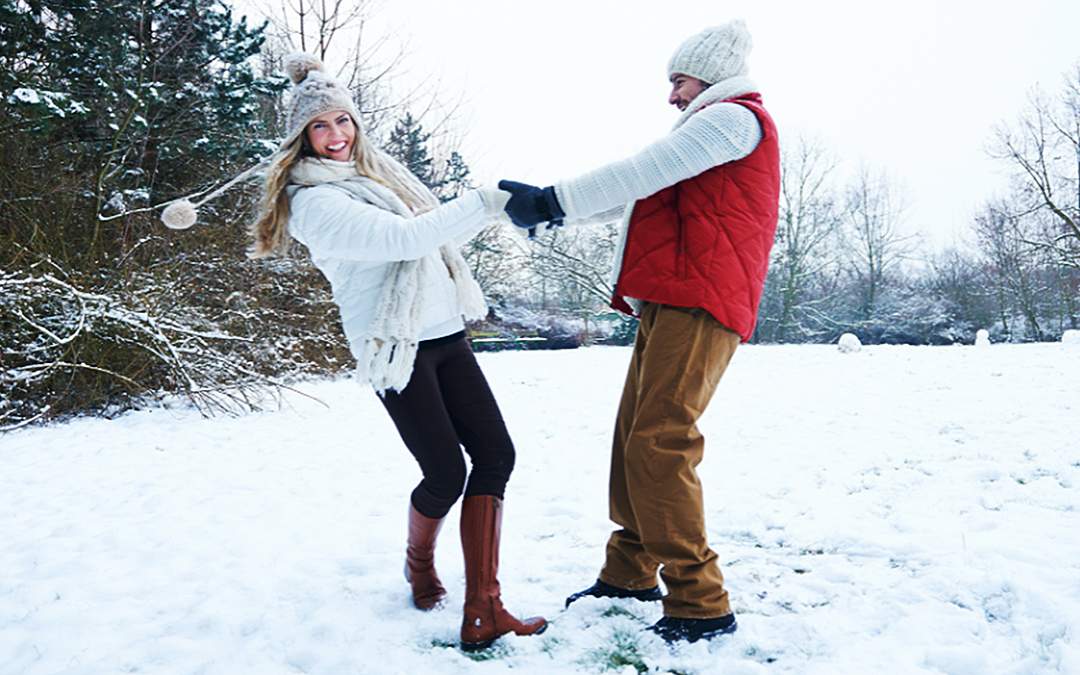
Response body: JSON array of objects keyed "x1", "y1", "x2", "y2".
[
  {"x1": 264, "y1": 0, "x2": 368, "y2": 61},
  {"x1": 924, "y1": 247, "x2": 993, "y2": 336},
  {"x1": 972, "y1": 201, "x2": 1048, "y2": 340},
  {"x1": 528, "y1": 222, "x2": 621, "y2": 310},
  {"x1": 990, "y1": 67, "x2": 1080, "y2": 270},
  {"x1": 460, "y1": 224, "x2": 523, "y2": 303},
  {"x1": 766, "y1": 137, "x2": 844, "y2": 341},
  {"x1": 258, "y1": 0, "x2": 461, "y2": 144},
  {"x1": 842, "y1": 167, "x2": 916, "y2": 319}
]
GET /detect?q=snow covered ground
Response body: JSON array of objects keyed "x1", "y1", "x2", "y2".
[{"x1": 2, "y1": 343, "x2": 1078, "y2": 674}]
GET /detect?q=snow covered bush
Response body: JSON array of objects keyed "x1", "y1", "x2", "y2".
[
  {"x1": 1063, "y1": 329, "x2": 1080, "y2": 345},
  {"x1": 488, "y1": 303, "x2": 635, "y2": 347},
  {"x1": 837, "y1": 333, "x2": 862, "y2": 353},
  {"x1": 0, "y1": 1, "x2": 355, "y2": 429},
  {"x1": 0, "y1": 259, "x2": 352, "y2": 430},
  {"x1": 0, "y1": 272, "x2": 261, "y2": 429}
]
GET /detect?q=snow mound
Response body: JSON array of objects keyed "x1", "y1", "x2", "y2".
[
  {"x1": 975, "y1": 329, "x2": 991, "y2": 347},
  {"x1": 1063, "y1": 329, "x2": 1080, "y2": 345},
  {"x1": 838, "y1": 333, "x2": 862, "y2": 353}
]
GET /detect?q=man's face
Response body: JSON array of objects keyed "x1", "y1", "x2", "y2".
[{"x1": 668, "y1": 73, "x2": 709, "y2": 111}]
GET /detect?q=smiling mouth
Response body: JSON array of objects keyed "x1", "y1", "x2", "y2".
[{"x1": 327, "y1": 142, "x2": 347, "y2": 152}]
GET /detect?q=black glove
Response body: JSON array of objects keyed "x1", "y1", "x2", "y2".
[{"x1": 498, "y1": 179, "x2": 566, "y2": 238}]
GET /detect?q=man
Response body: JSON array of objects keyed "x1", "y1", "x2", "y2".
[{"x1": 499, "y1": 19, "x2": 780, "y2": 644}]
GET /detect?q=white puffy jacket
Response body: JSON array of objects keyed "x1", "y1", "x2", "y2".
[{"x1": 286, "y1": 186, "x2": 489, "y2": 351}]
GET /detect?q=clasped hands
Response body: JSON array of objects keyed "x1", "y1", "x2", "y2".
[{"x1": 497, "y1": 180, "x2": 565, "y2": 239}]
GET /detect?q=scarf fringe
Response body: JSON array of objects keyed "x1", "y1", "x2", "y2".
[
  {"x1": 441, "y1": 247, "x2": 488, "y2": 321},
  {"x1": 356, "y1": 337, "x2": 419, "y2": 394}
]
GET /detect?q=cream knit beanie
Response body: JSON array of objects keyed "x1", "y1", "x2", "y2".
[
  {"x1": 161, "y1": 54, "x2": 358, "y2": 230},
  {"x1": 667, "y1": 19, "x2": 752, "y2": 85},
  {"x1": 281, "y1": 53, "x2": 362, "y2": 149}
]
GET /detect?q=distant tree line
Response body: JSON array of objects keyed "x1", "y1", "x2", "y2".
[
  {"x1": 1, "y1": 0, "x2": 1076, "y2": 429},
  {"x1": 518, "y1": 69, "x2": 1080, "y2": 346}
]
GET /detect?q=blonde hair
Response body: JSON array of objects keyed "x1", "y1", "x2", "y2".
[{"x1": 250, "y1": 116, "x2": 439, "y2": 258}]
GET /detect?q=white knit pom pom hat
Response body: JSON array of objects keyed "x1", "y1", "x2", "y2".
[
  {"x1": 281, "y1": 52, "x2": 363, "y2": 149},
  {"x1": 667, "y1": 19, "x2": 752, "y2": 85},
  {"x1": 159, "y1": 53, "x2": 359, "y2": 230}
]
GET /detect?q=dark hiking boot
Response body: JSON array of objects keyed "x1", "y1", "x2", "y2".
[
  {"x1": 647, "y1": 614, "x2": 738, "y2": 643},
  {"x1": 459, "y1": 495, "x2": 547, "y2": 652},
  {"x1": 565, "y1": 579, "x2": 663, "y2": 608}
]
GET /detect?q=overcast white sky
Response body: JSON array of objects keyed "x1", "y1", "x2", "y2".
[{"x1": 263, "y1": 0, "x2": 1080, "y2": 250}]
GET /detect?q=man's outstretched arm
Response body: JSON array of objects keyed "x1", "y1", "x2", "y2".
[{"x1": 554, "y1": 102, "x2": 762, "y2": 220}]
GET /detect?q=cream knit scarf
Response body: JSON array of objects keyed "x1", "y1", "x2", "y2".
[
  {"x1": 670, "y1": 76, "x2": 757, "y2": 131},
  {"x1": 289, "y1": 154, "x2": 487, "y2": 394}
]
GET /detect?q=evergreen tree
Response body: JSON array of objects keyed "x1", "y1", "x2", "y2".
[
  {"x1": 384, "y1": 112, "x2": 442, "y2": 193},
  {"x1": 1, "y1": 0, "x2": 285, "y2": 263},
  {"x1": 439, "y1": 151, "x2": 473, "y2": 202}
]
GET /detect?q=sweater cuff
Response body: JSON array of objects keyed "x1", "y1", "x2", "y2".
[{"x1": 553, "y1": 183, "x2": 578, "y2": 219}]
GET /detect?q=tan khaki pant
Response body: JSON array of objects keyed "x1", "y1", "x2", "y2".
[{"x1": 599, "y1": 302, "x2": 740, "y2": 618}]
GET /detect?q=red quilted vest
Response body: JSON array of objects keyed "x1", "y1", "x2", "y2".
[{"x1": 611, "y1": 93, "x2": 780, "y2": 342}]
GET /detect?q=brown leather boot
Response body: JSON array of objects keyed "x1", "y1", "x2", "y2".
[
  {"x1": 405, "y1": 504, "x2": 447, "y2": 610},
  {"x1": 459, "y1": 495, "x2": 547, "y2": 651}
]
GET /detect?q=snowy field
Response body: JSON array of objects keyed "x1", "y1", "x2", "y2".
[{"x1": 2, "y1": 343, "x2": 1078, "y2": 674}]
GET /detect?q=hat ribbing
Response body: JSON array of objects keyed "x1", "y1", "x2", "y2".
[
  {"x1": 281, "y1": 53, "x2": 362, "y2": 149},
  {"x1": 667, "y1": 20, "x2": 752, "y2": 85}
]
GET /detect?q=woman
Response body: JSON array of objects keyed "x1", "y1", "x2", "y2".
[{"x1": 250, "y1": 53, "x2": 546, "y2": 651}]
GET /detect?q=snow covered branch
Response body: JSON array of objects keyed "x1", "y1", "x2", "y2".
[{"x1": 0, "y1": 271, "x2": 299, "y2": 430}]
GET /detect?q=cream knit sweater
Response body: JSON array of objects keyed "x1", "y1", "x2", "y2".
[
  {"x1": 551, "y1": 77, "x2": 765, "y2": 311},
  {"x1": 553, "y1": 77, "x2": 763, "y2": 223},
  {"x1": 288, "y1": 185, "x2": 487, "y2": 340}
]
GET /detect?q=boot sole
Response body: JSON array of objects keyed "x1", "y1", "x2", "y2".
[
  {"x1": 693, "y1": 621, "x2": 738, "y2": 642},
  {"x1": 460, "y1": 638, "x2": 496, "y2": 653},
  {"x1": 460, "y1": 622, "x2": 548, "y2": 652},
  {"x1": 413, "y1": 595, "x2": 446, "y2": 611},
  {"x1": 565, "y1": 589, "x2": 663, "y2": 608},
  {"x1": 651, "y1": 619, "x2": 738, "y2": 643}
]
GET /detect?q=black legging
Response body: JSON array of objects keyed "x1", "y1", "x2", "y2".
[{"x1": 378, "y1": 332, "x2": 516, "y2": 519}]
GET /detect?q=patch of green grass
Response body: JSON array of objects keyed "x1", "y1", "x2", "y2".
[
  {"x1": 428, "y1": 638, "x2": 457, "y2": 649},
  {"x1": 540, "y1": 635, "x2": 568, "y2": 656},
  {"x1": 461, "y1": 642, "x2": 513, "y2": 661},
  {"x1": 601, "y1": 604, "x2": 641, "y2": 620},
  {"x1": 427, "y1": 637, "x2": 511, "y2": 661},
  {"x1": 582, "y1": 628, "x2": 650, "y2": 673}
]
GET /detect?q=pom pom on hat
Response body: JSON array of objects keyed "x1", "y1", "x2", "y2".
[
  {"x1": 284, "y1": 52, "x2": 324, "y2": 85},
  {"x1": 161, "y1": 199, "x2": 198, "y2": 230},
  {"x1": 158, "y1": 161, "x2": 266, "y2": 232},
  {"x1": 280, "y1": 52, "x2": 362, "y2": 149}
]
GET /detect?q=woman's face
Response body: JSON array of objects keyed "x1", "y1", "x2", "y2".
[{"x1": 305, "y1": 110, "x2": 356, "y2": 161}]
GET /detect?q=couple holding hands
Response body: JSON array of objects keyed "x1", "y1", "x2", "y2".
[{"x1": 250, "y1": 19, "x2": 779, "y2": 651}]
